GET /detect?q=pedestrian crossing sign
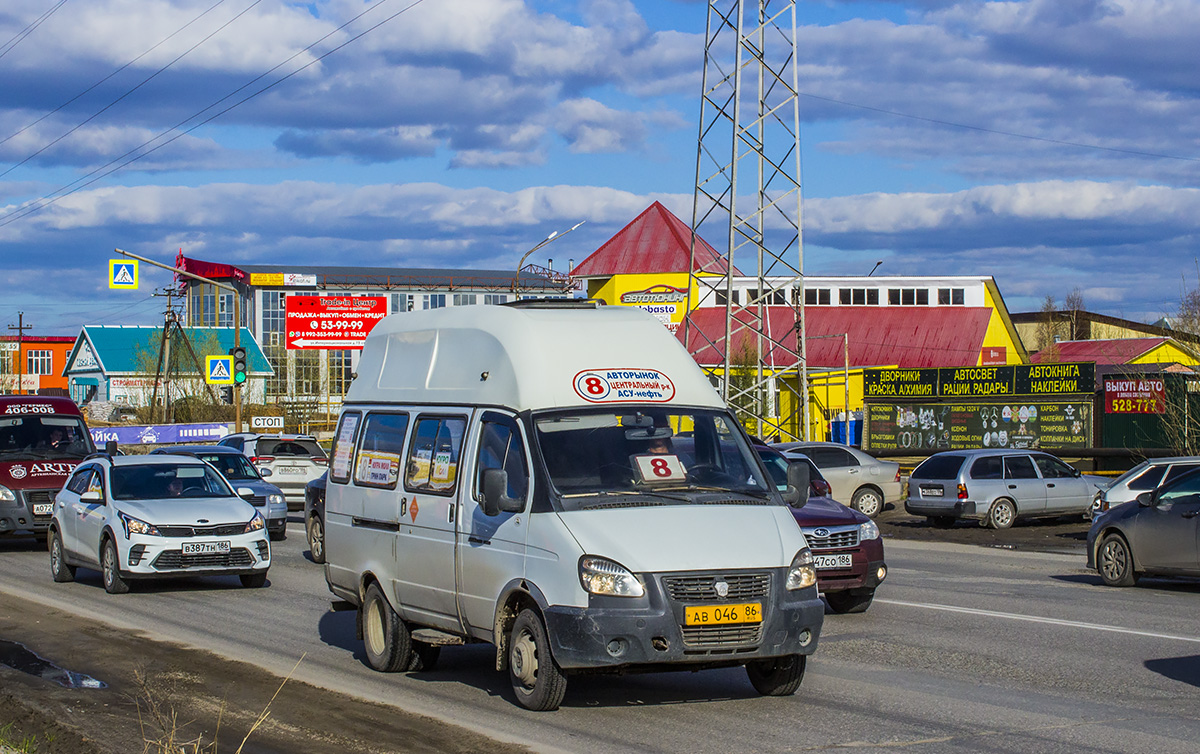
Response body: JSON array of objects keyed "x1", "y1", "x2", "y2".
[
  {"x1": 109, "y1": 259, "x2": 139, "y2": 289},
  {"x1": 206, "y1": 355, "x2": 234, "y2": 384}
]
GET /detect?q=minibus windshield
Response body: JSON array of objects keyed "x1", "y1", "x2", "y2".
[
  {"x1": 0, "y1": 415, "x2": 94, "y2": 461},
  {"x1": 534, "y1": 408, "x2": 776, "y2": 508}
]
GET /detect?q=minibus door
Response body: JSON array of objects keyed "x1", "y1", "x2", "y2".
[{"x1": 456, "y1": 412, "x2": 531, "y2": 637}]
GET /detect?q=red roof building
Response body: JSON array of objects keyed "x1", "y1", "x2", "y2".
[
  {"x1": 1031, "y1": 338, "x2": 1198, "y2": 367},
  {"x1": 571, "y1": 201, "x2": 736, "y2": 277}
]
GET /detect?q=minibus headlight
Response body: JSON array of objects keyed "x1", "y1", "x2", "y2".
[
  {"x1": 244, "y1": 512, "x2": 266, "y2": 534},
  {"x1": 859, "y1": 520, "x2": 880, "y2": 541},
  {"x1": 119, "y1": 512, "x2": 160, "y2": 537},
  {"x1": 0, "y1": 485, "x2": 15, "y2": 503},
  {"x1": 786, "y1": 548, "x2": 817, "y2": 590},
  {"x1": 579, "y1": 556, "x2": 645, "y2": 598}
]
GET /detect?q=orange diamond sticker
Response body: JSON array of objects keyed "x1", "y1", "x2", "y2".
[{"x1": 409, "y1": 499, "x2": 419, "y2": 522}]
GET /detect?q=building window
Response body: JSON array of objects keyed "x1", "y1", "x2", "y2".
[
  {"x1": 889, "y1": 288, "x2": 930, "y2": 306},
  {"x1": 938, "y1": 288, "x2": 965, "y2": 305},
  {"x1": 295, "y1": 350, "x2": 322, "y2": 396},
  {"x1": 802, "y1": 288, "x2": 831, "y2": 305},
  {"x1": 0, "y1": 350, "x2": 13, "y2": 375},
  {"x1": 453, "y1": 293, "x2": 477, "y2": 307},
  {"x1": 483, "y1": 294, "x2": 507, "y2": 305},
  {"x1": 390, "y1": 293, "x2": 411, "y2": 313},
  {"x1": 329, "y1": 350, "x2": 353, "y2": 397},
  {"x1": 838, "y1": 288, "x2": 879, "y2": 306},
  {"x1": 26, "y1": 350, "x2": 52, "y2": 375},
  {"x1": 423, "y1": 294, "x2": 446, "y2": 310}
]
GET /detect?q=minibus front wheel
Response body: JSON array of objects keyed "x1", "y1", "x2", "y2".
[
  {"x1": 746, "y1": 654, "x2": 806, "y2": 696},
  {"x1": 509, "y1": 609, "x2": 567, "y2": 711},
  {"x1": 362, "y1": 582, "x2": 412, "y2": 672}
]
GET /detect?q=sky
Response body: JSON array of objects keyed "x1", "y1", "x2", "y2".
[{"x1": 2, "y1": 0, "x2": 1200, "y2": 337}]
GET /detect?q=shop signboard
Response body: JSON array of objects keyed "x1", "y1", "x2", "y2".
[
  {"x1": 866, "y1": 401, "x2": 1092, "y2": 451},
  {"x1": 285, "y1": 295, "x2": 387, "y2": 350},
  {"x1": 1104, "y1": 377, "x2": 1167, "y2": 414},
  {"x1": 863, "y1": 363, "x2": 1094, "y2": 399}
]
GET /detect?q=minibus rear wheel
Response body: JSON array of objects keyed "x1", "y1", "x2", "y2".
[
  {"x1": 746, "y1": 654, "x2": 806, "y2": 696},
  {"x1": 362, "y1": 582, "x2": 412, "y2": 672},
  {"x1": 509, "y1": 609, "x2": 567, "y2": 711}
]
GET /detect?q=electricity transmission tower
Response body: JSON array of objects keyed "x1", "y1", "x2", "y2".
[{"x1": 684, "y1": 0, "x2": 808, "y2": 440}]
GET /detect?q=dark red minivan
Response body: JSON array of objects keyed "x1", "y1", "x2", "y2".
[
  {"x1": 757, "y1": 445, "x2": 887, "y2": 613},
  {"x1": 0, "y1": 395, "x2": 95, "y2": 539}
]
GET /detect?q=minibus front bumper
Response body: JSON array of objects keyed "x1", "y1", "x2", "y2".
[{"x1": 542, "y1": 567, "x2": 824, "y2": 671}]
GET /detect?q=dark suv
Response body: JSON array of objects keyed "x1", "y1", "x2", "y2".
[{"x1": 757, "y1": 446, "x2": 887, "y2": 613}]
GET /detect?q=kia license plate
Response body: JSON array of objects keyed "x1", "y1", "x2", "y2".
[
  {"x1": 813, "y1": 553, "x2": 853, "y2": 570},
  {"x1": 684, "y1": 602, "x2": 762, "y2": 626},
  {"x1": 183, "y1": 541, "x2": 231, "y2": 555},
  {"x1": 32, "y1": 503, "x2": 53, "y2": 516}
]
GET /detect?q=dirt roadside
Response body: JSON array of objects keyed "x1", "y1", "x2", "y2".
[
  {"x1": 0, "y1": 509, "x2": 1088, "y2": 753},
  {"x1": 0, "y1": 589, "x2": 529, "y2": 754}
]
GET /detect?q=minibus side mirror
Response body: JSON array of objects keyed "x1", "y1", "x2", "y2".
[
  {"x1": 482, "y1": 469, "x2": 524, "y2": 516},
  {"x1": 783, "y1": 461, "x2": 810, "y2": 509}
]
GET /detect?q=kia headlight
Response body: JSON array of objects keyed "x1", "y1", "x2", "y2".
[
  {"x1": 244, "y1": 512, "x2": 266, "y2": 534},
  {"x1": 786, "y1": 548, "x2": 817, "y2": 590},
  {"x1": 0, "y1": 485, "x2": 15, "y2": 503},
  {"x1": 119, "y1": 512, "x2": 160, "y2": 537},
  {"x1": 267, "y1": 493, "x2": 284, "y2": 506},
  {"x1": 859, "y1": 520, "x2": 880, "y2": 541},
  {"x1": 579, "y1": 556, "x2": 645, "y2": 598}
]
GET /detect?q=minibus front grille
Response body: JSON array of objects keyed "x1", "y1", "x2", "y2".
[
  {"x1": 663, "y1": 572, "x2": 770, "y2": 602},
  {"x1": 680, "y1": 623, "x2": 763, "y2": 649}
]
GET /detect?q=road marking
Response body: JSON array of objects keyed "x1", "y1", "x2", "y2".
[{"x1": 877, "y1": 598, "x2": 1200, "y2": 644}]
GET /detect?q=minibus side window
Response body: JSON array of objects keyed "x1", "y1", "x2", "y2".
[
  {"x1": 329, "y1": 411, "x2": 362, "y2": 485},
  {"x1": 474, "y1": 414, "x2": 529, "y2": 503},
  {"x1": 353, "y1": 412, "x2": 409, "y2": 490},
  {"x1": 405, "y1": 416, "x2": 467, "y2": 495}
]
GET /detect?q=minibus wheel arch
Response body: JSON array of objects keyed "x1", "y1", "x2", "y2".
[{"x1": 494, "y1": 581, "x2": 548, "y2": 672}]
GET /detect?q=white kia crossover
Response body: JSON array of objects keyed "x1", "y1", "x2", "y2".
[{"x1": 48, "y1": 454, "x2": 271, "y2": 593}]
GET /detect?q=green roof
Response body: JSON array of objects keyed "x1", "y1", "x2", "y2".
[{"x1": 65, "y1": 326, "x2": 273, "y2": 376}]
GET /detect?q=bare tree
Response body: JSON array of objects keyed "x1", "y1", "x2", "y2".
[
  {"x1": 1177, "y1": 280, "x2": 1200, "y2": 337},
  {"x1": 1037, "y1": 295, "x2": 1061, "y2": 361},
  {"x1": 1064, "y1": 287, "x2": 1085, "y2": 340}
]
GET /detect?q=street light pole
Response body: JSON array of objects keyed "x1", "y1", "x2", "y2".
[
  {"x1": 115, "y1": 249, "x2": 244, "y2": 432},
  {"x1": 514, "y1": 221, "x2": 585, "y2": 291}
]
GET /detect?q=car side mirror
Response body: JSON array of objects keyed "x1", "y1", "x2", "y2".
[
  {"x1": 236, "y1": 487, "x2": 256, "y2": 500},
  {"x1": 80, "y1": 490, "x2": 103, "y2": 504},
  {"x1": 481, "y1": 468, "x2": 524, "y2": 516},
  {"x1": 258, "y1": 468, "x2": 273, "y2": 477},
  {"x1": 783, "y1": 461, "x2": 810, "y2": 509},
  {"x1": 1073, "y1": 468, "x2": 1082, "y2": 478},
  {"x1": 1136, "y1": 490, "x2": 1155, "y2": 507}
]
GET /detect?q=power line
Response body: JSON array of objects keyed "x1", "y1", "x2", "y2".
[
  {"x1": 0, "y1": 0, "x2": 427, "y2": 229},
  {"x1": 799, "y1": 91, "x2": 1200, "y2": 164},
  {"x1": 0, "y1": 0, "x2": 69, "y2": 62},
  {"x1": 0, "y1": 0, "x2": 234, "y2": 150},
  {"x1": 0, "y1": 0, "x2": 266, "y2": 181}
]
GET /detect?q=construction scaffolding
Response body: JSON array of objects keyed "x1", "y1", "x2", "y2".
[{"x1": 684, "y1": 0, "x2": 808, "y2": 440}]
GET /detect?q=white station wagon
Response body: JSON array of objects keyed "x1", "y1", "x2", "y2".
[{"x1": 48, "y1": 454, "x2": 271, "y2": 593}]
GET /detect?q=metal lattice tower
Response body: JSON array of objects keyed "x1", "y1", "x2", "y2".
[{"x1": 684, "y1": 0, "x2": 808, "y2": 440}]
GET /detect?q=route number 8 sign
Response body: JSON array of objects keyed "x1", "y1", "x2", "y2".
[{"x1": 633, "y1": 454, "x2": 687, "y2": 483}]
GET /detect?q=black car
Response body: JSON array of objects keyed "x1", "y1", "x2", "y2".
[
  {"x1": 1088, "y1": 466, "x2": 1200, "y2": 586},
  {"x1": 305, "y1": 471, "x2": 327, "y2": 564}
]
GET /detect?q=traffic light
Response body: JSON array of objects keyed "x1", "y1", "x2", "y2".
[
  {"x1": 219, "y1": 385, "x2": 233, "y2": 404},
  {"x1": 229, "y1": 346, "x2": 248, "y2": 385}
]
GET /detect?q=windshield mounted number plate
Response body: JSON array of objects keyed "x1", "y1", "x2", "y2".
[
  {"x1": 182, "y1": 541, "x2": 231, "y2": 555},
  {"x1": 684, "y1": 602, "x2": 762, "y2": 626},
  {"x1": 633, "y1": 454, "x2": 686, "y2": 483}
]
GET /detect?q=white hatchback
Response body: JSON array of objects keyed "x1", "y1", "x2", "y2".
[{"x1": 48, "y1": 454, "x2": 271, "y2": 594}]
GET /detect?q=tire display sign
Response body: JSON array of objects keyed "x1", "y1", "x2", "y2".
[
  {"x1": 286, "y1": 296, "x2": 387, "y2": 350},
  {"x1": 1104, "y1": 377, "x2": 1166, "y2": 414}
]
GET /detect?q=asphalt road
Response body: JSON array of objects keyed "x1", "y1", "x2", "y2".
[{"x1": 2, "y1": 519, "x2": 1199, "y2": 753}]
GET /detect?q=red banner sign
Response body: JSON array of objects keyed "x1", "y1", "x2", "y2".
[
  {"x1": 1104, "y1": 377, "x2": 1166, "y2": 414},
  {"x1": 285, "y1": 296, "x2": 387, "y2": 350}
]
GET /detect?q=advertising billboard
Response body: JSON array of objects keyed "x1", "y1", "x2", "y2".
[{"x1": 285, "y1": 295, "x2": 387, "y2": 350}]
